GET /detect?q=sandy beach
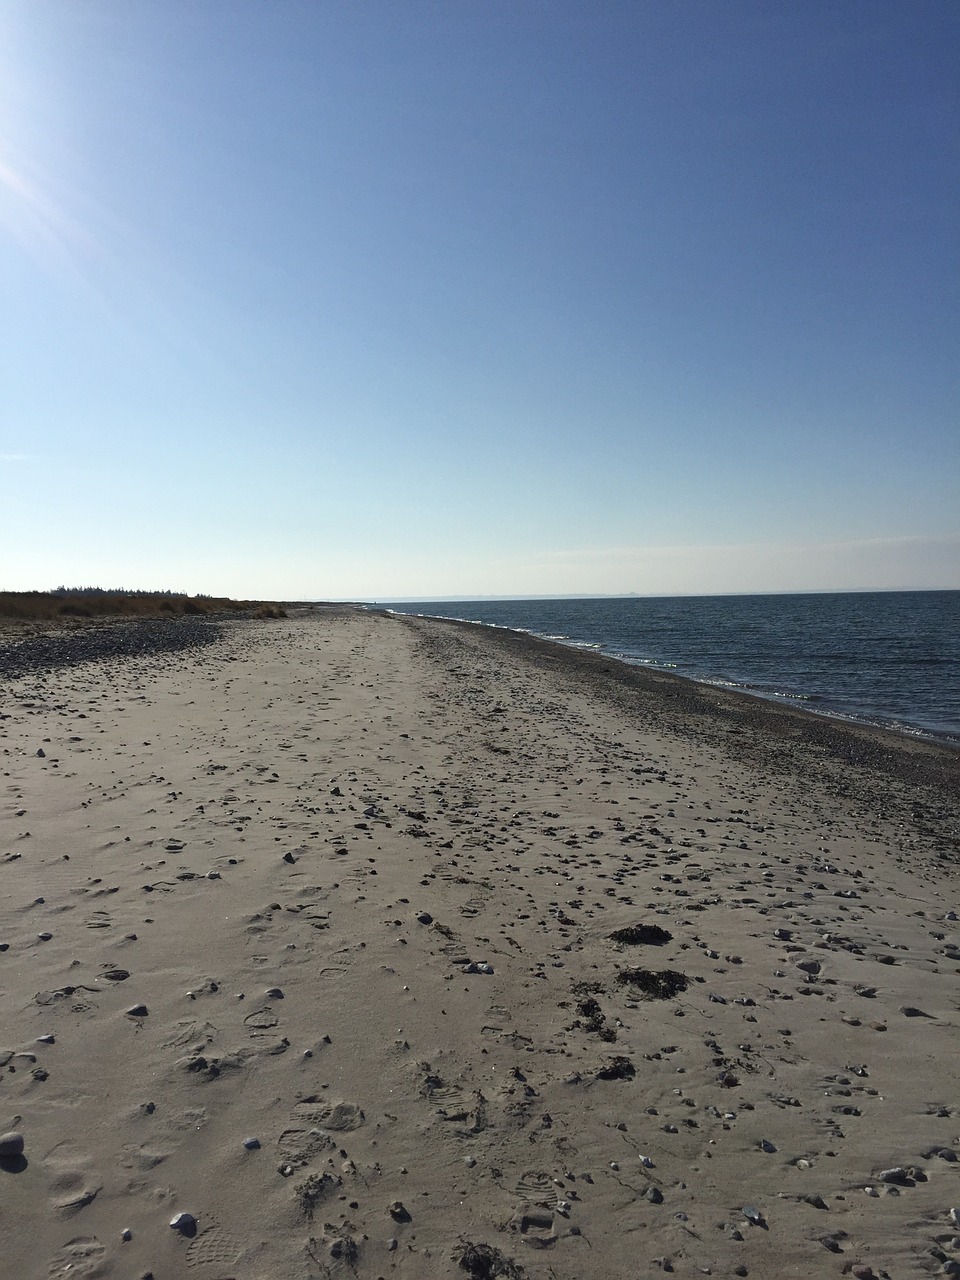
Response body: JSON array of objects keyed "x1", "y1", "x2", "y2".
[{"x1": 1, "y1": 606, "x2": 958, "y2": 1280}]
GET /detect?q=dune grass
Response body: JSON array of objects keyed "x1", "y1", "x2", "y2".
[{"x1": 0, "y1": 589, "x2": 287, "y2": 625}]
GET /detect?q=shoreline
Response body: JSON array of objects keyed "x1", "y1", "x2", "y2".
[
  {"x1": 1, "y1": 608, "x2": 958, "y2": 1279},
  {"x1": 389, "y1": 611, "x2": 960, "y2": 801},
  {"x1": 382, "y1": 600, "x2": 959, "y2": 751}
]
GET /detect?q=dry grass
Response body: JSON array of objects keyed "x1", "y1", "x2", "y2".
[{"x1": 0, "y1": 590, "x2": 287, "y2": 626}]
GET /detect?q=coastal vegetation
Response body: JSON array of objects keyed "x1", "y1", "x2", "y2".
[{"x1": 0, "y1": 588, "x2": 286, "y2": 624}]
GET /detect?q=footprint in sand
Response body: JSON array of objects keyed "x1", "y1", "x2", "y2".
[
  {"x1": 118, "y1": 1142, "x2": 171, "y2": 1171},
  {"x1": 291, "y1": 1099, "x2": 365, "y2": 1132},
  {"x1": 276, "y1": 1099, "x2": 365, "y2": 1171},
  {"x1": 513, "y1": 1206, "x2": 560, "y2": 1248},
  {"x1": 417, "y1": 1069, "x2": 464, "y2": 1105},
  {"x1": 243, "y1": 1006, "x2": 279, "y2": 1033},
  {"x1": 425, "y1": 1082, "x2": 488, "y2": 1137},
  {"x1": 35, "y1": 986, "x2": 100, "y2": 1014},
  {"x1": 43, "y1": 1142, "x2": 103, "y2": 1217},
  {"x1": 50, "y1": 1172, "x2": 103, "y2": 1215},
  {"x1": 277, "y1": 1126, "x2": 335, "y2": 1169},
  {"x1": 184, "y1": 1216, "x2": 242, "y2": 1269},
  {"x1": 161, "y1": 1019, "x2": 217, "y2": 1050},
  {"x1": 514, "y1": 1170, "x2": 565, "y2": 1208},
  {"x1": 46, "y1": 1236, "x2": 107, "y2": 1278}
]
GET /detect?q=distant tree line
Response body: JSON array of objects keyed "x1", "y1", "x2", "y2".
[
  {"x1": 51, "y1": 587, "x2": 212, "y2": 598},
  {"x1": 0, "y1": 589, "x2": 281, "y2": 624}
]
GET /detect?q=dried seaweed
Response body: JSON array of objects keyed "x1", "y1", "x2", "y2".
[
  {"x1": 609, "y1": 924, "x2": 673, "y2": 946},
  {"x1": 457, "y1": 1240, "x2": 525, "y2": 1279},
  {"x1": 596, "y1": 1056, "x2": 636, "y2": 1081},
  {"x1": 615, "y1": 967, "x2": 687, "y2": 998}
]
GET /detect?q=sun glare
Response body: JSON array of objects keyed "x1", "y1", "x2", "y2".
[{"x1": 0, "y1": 140, "x2": 97, "y2": 279}]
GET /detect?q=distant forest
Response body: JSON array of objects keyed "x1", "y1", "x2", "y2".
[{"x1": 51, "y1": 586, "x2": 207, "y2": 597}]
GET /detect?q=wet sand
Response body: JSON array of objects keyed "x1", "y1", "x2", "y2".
[{"x1": 1, "y1": 607, "x2": 958, "y2": 1280}]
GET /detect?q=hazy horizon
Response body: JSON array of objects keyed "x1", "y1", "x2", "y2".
[
  {"x1": 3, "y1": 2, "x2": 957, "y2": 599},
  {"x1": 368, "y1": 585, "x2": 960, "y2": 603}
]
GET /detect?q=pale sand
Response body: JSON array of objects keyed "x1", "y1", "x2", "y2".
[{"x1": 1, "y1": 607, "x2": 958, "y2": 1280}]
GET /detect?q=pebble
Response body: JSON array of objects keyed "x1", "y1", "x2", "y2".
[
  {"x1": 36, "y1": 1034, "x2": 55, "y2": 1044},
  {"x1": 0, "y1": 1132, "x2": 25, "y2": 1158},
  {"x1": 242, "y1": 1137, "x2": 261, "y2": 1150},
  {"x1": 126, "y1": 1004, "x2": 149, "y2": 1017},
  {"x1": 416, "y1": 912, "x2": 433, "y2": 925},
  {"x1": 120, "y1": 1229, "x2": 132, "y2": 1242},
  {"x1": 265, "y1": 988, "x2": 284, "y2": 999},
  {"x1": 388, "y1": 1200, "x2": 411, "y2": 1222},
  {"x1": 3, "y1": 617, "x2": 222, "y2": 681},
  {"x1": 742, "y1": 1205, "x2": 763, "y2": 1224},
  {"x1": 646, "y1": 1186, "x2": 664, "y2": 1204},
  {"x1": 169, "y1": 1212, "x2": 197, "y2": 1233}
]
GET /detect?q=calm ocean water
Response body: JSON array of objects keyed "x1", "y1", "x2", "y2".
[{"x1": 382, "y1": 592, "x2": 960, "y2": 745}]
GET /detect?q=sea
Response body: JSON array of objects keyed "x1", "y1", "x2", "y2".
[{"x1": 381, "y1": 591, "x2": 960, "y2": 746}]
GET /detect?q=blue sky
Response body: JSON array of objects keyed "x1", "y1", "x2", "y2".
[{"x1": 2, "y1": 0, "x2": 957, "y2": 599}]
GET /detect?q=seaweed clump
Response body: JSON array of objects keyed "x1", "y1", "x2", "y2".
[
  {"x1": 615, "y1": 967, "x2": 688, "y2": 999},
  {"x1": 609, "y1": 924, "x2": 673, "y2": 946},
  {"x1": 596, "y1": 1056, "x2": 636, "y2": 1081},
  {"x1": 576, "y1": 995, "x2": 617, "y2": 1042},
  {"x1": 457, "y1": 1240, "x2": 525, "y2": 1279}
]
